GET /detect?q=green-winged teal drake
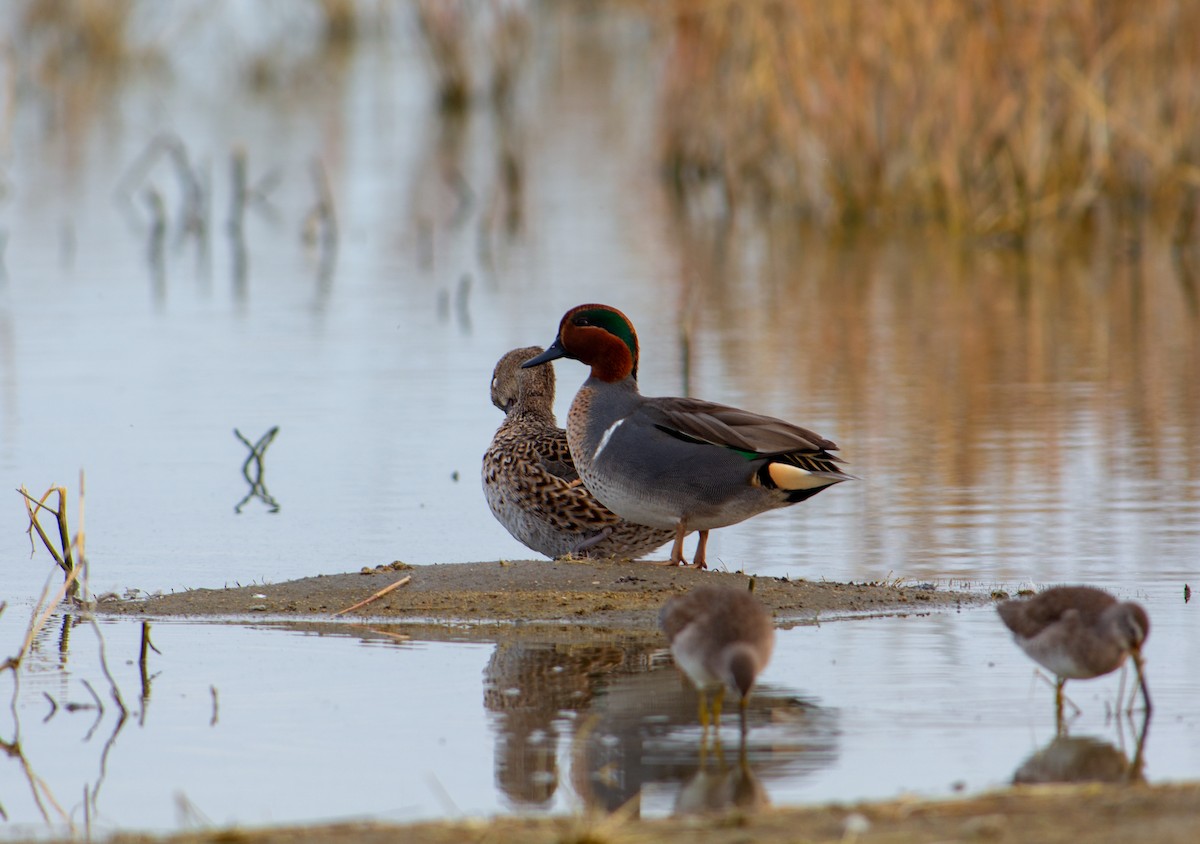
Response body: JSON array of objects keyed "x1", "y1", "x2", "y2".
[
  {"x1": 483, "y1": 346, "x2": 675, "y2": 560},
  {"x1": 660, "y1": 584, "x2": 775, "y2": 731},
  {"x1": 997, "y1": 585, "x2": 1152, "y2": 717},
  {"x1": 522, "y1": 304, "x2": 854, "y2": 569}
]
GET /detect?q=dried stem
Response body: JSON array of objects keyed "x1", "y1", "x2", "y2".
[
  {"x1": 18, "y1": 484, "x2": 81, "y2": 601},
  {"x1": 331, "y1": 575, "x2": 412, "y2": 617}
]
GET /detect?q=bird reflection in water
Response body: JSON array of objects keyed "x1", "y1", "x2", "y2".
[
  {"x1": 571, "y1": 666, "x2": 837, "y2": 817},
  {"x1": 481, "y1": 639, "x2": 837, "y2": 816},
  {"x1": 483, "y1": 641, "x2": 654, "y2": 808},
  {"x1": 673, "y1": 740, "x2": 768, "y2": 816},
  {"x1": 1013, "y1": 713, "x2": 1150, "y2": 785}
]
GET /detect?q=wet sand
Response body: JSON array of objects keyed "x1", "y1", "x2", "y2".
[
  {"x1": 81, "y1": 782, "x2": 1200, "y2": 844},
  {"x1": 98, "y1": 557, "x2": 976, "y2": 632}
]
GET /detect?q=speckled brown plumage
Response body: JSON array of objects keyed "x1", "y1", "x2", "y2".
[{"x1": 482, "y1": 347, "x2": 675, "y2": 560}]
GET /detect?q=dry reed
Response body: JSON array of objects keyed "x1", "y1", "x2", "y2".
[{"x1": 657, "y1": 0, "x2": 1200, "y2": 236}]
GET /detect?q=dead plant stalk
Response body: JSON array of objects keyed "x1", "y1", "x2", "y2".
[{"x1": 332, "y1": 575, "x2": 413, "y2": 617}]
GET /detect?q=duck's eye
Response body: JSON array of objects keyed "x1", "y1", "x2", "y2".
[{"x1": 574, "y1": 316, "x2": 592, "y2": 327}]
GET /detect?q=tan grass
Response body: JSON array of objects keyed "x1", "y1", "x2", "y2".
[
  {"x1": 657, "y1": 0, "x2": 1200, "y2": 235},
  {"x1": 22, "y1": 0, "x2": 136, "y2": 72}
]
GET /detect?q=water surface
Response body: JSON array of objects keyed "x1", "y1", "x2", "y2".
[{"x1": 1, "y1": 4, "x2": 1198, "y2": 837}]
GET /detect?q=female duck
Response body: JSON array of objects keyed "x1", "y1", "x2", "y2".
[{"x1": 483, "y1": 346, "x2": 675, "y2": 560}]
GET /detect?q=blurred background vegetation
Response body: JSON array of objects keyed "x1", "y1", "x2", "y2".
[{"x1": 4, "y1": 0, "x2": 1198, "y2": 243}]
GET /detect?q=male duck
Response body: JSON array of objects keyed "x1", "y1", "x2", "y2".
[
  {"x1": 483, "y1": 346, "x2": 676, "y2": 560},
  {"x1": 522, "y1": 304, "x2": 853, "y2": 569}
]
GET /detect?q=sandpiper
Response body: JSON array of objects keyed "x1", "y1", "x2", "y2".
[
  {"x1": 659, "y1": 584, "x2": 776, "y2": 732},
  {"x1": 997, "y1": 585, "x2": 1151, "y2": 718}
]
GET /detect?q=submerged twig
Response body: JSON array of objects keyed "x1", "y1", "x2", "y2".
[
  {"x1": 331, "y1": 575, "x2": 412, "y2": 617},
  {"x1": 79, "y1": 679, "x2": 105, "y2": 742},
  {"x1": 41, "y1": 693, "x2": 57, "y2": 723}
]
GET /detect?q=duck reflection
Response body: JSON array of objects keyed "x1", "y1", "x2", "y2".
[
  {"x1": 482, "y1": 641, "x2": 838, "y2": 816},
  {"x1": 1013, "y1": 715, "x2": 1149, "y2": 785},
  {"x1": 483, "y1": 641, "x2": 652, "y2": 808}
]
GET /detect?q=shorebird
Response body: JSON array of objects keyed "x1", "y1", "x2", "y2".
[
  {"x1": 659, "y1": 584, "x2": 775, "y2": 732},
  {"x1": 997, "y1": 585, "x2": 1152, "y2": 719}
]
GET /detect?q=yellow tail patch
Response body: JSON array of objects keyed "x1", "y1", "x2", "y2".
[{"x1": 767, "y1": 462, "x2": 833, "y2": 490}]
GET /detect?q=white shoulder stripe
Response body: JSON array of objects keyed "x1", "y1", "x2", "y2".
[{"x1": 592, "y1": 417, "x2": 626, "y2": 463}]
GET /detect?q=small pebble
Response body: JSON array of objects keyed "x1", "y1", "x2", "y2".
[{"x1": 842, "y1": 812, "x2": 870, "y2": 837}]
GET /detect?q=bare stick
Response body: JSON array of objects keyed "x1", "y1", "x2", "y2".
[
  {"x1": 53, "y1": 487, "x2": 74, "y2": 581},
  {"x1": 18, "y1": 487, "x2": 66, "y2": 570},
  {"x1": 331, "y1": 575, "x2": 412, "y2": 617}
]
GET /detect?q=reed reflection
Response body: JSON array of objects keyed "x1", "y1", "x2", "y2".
[
  {"x1": 668, "y1": 217, "x2": 1200, "y2": 581},
  {"x1": 234, "y1": 426, "x2": 280, "y2": 514},
  {"x1": 3, "y1": 611, "x2": 146, "y2": 830}
]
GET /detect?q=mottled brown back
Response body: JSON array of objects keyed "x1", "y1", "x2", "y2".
[
  {"x1": 660, "y1": 584, "x2": 774, "y2": 648},
  {"x1": 997, "y1": 585, "x2": 1118, "y2": 640}
]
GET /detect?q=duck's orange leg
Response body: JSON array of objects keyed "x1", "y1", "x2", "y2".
[{"x1": 657, "y1": 522, "x2": 689, "y2": 566}]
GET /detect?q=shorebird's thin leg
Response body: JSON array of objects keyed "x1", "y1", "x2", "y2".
[
  {"x1": 711, "y1": 686, "x2": 725, "y2": 733},
  {"x1": 1131, "y1": 652, "x2": 1153, "y2": 715},
  {"x1": 1049, "y1": 676, "x2": 1082, "y2": 733}
]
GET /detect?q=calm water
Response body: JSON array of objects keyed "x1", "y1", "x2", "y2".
[{"x1": 1, "y1": 4, "x2": 1198, "y2": 838}]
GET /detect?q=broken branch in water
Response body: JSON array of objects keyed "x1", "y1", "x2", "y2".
[{"x1": 18, "y1": 480, "x2": 85, "y2": 601}]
